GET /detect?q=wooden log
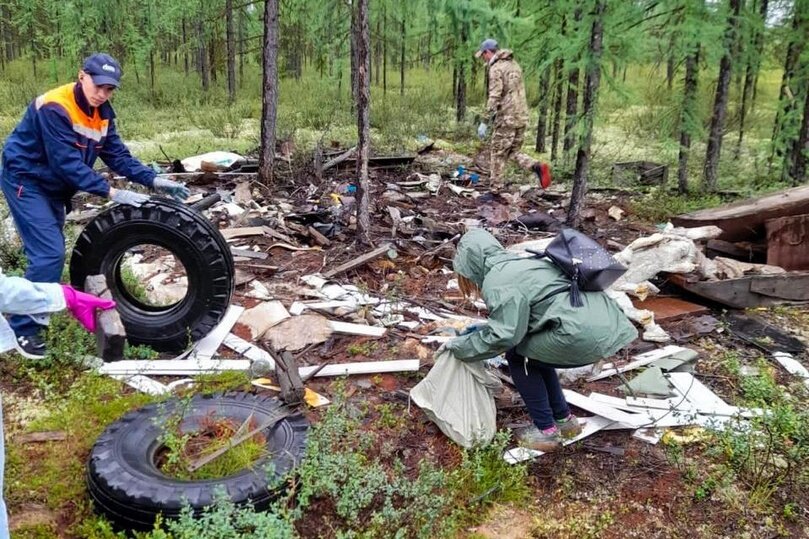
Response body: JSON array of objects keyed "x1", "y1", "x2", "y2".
[
  {"x1": 765, "y1": 214, "x2": 809, "y2": 270},
  {"x1": 85, "y1": 275, "x2": 126, "y2": 362},
  {"x1": 275, "y1": 350, "x2": 305, "y2": 405},
  {"x1": 307, "y1": 226, "x2": 331, "y2": 247},
  {"x1": 671, "y1": 185, "x2": 809, "y2": 242}
]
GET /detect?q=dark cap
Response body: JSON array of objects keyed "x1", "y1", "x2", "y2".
[
  {"x1": 474, "y1": 38, "x2": 498, "y2": 58},
  {"x1": 82, "y1": 53, "x2": 122, "y2": 88}
]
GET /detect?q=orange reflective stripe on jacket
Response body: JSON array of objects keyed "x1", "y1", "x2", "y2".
[{"x1": 34, "y1": 84, "x2": 109, "y2": 142}]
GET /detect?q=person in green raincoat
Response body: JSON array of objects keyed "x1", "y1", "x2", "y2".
[{"x1": 444, "y1": 229, "x2": 637, "y2": 451}]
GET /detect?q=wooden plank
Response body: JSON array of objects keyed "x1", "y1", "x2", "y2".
[
  {"x1": 706, "y1": 239, "x2": 765, "y2": 262},
  {"x1": 298, "y1": 359, "x2": 420, "y2": 378},
  {"x1": 307, "y1": 226, "x2": 331, "y2": 247},
  {"x1": 671, "y1": 184, "x2": 809, "y2": 242},
  {"x1": 220, "y1": 226, "x2": 266, "y2": 240},
  {"x1": 631, "y1": 296, "x2": 709, "y2": 322},
  {"x1": 85, "y1": 274, "x2": 127, "y2": 362},
  {"x1": 749, "y1": 274, "x2": 809, "y2": 301},
  {"x1": 329, "y1": 321, "x2": 386, "y2": 337},
  {"x1": 766, "y1": 214, "x2": 809, "y2": 270},
  {"x1": 587, "y1": 345, "x2": 689, "y2": 382},
  {"x1": 276, "y1": 350, "x2": 305, "y2": 405},
  {"x1": 668, "y1": 273, "x2": 809, "y2": 308},
  {"x1": 16, "y1": 431, "x2": 68, "y2": 444},
  {"x1": 100, "y1": 358, "x2": 252, "y2": 375},
  {"x1": 323, "y1": 243, "x2": 395, "y2": 278},
  {"x1": 230, "y1": 248, "x2": 269, "y2": 260},
  {"x1": 192, "y1": 305, "x2": 245, "y2": 360}
]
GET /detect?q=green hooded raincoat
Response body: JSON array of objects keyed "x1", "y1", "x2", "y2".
[{"x1": 447, "y1": 229, "x2": 637, "y2": 367}]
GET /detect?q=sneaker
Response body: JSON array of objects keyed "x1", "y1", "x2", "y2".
[
  {"x1": 15, "y1": 334, "x2": 46, "y2": 360},
  {"x1": 555, "y1": 413, "x2": 583, "y2": 439},
  {"x1": 518, "y1": 425, "x2": 562, "y2": 452},
  {"x1": 532, "y1": 162, "x2": 552, "y2": 189}
]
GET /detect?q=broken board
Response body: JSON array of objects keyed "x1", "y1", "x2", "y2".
[
  {"x1": 631, "y1": 296, "x2": 710, "y2": 322},
  {"x1": 671, "y1": 184, "x2": 809, "y2": 242},
  {"x1": 668, "y1": 272, "x2": 809, "y2": 309}
]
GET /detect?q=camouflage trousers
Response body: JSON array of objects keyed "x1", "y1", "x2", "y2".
[{"x1": 489, "y1": 125, "x2": 537, "y2": 184}]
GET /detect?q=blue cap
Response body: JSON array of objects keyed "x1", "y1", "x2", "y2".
[
  {"x1": 475, "y1": 38, "x2": 498, "y2": 58},
  {"x1": 82, "y1": 53, "x2": 122, "y2": 88}
]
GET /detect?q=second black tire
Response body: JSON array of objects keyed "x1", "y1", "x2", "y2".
[
  {"x1": 69, "y1": 198, "x2": 234, "y2": 352},
  {"x1": 87, "y1": 392, "x2": 309, "y2": 531}
]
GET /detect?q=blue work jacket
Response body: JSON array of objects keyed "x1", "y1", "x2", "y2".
[{"x1": 1, "y1": 82, "x2": 155, "y2": 199}]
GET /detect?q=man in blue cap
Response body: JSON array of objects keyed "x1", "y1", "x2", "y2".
[
  {"x1": 475, "y1": 39, "x2": 552, "y2": 190},
  {"x1": 0, "y1": 53, "x2": 190, "y2": 359}
]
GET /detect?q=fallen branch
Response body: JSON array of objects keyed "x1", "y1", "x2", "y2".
[{"x1": 323, "y1": 243, "x2": 395, "y2": 278}]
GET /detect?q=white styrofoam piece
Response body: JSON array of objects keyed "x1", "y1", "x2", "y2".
[
  {"x1": 223, "y1": 333, "x2": 276, "y2": 370},
  {"x1": 301, "y1": 274, "x2": 328, "y2": 289},
  {"x1": 329, "y1": 321, "x2": 386, "y2": 337},
  {"x1": 562, "y1": 390, "x2": 647, "y2": 427},
  {"x1": 587, "y1": 345, "x2": 689, "y2": 382},
  {"x1": 503, "y1": 416, "x2": 615, "y2": 464},
  {"x1": 192, "y1": 305, "x2": 245, "y2": 360},
  {"x1": 298, "y1": 359, "x2": 420, "y2": 378},
  {"x1": 773, "y1": 352, "x2": 809, "y2": 386},
  {"x1": 632, "y1": 428, "x2": 663, "y2": 444},
  {"x1": 110, "y1": 374, "x2": 169, "y2": 395}
]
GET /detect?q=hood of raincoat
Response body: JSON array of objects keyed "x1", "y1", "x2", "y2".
[{"x1": 452, "y1": 229, "x2": 517, "y2": 288}]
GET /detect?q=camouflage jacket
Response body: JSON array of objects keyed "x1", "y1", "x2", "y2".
[{"x1": 485, "y1": 50, "x2": 529, "y2": 128}]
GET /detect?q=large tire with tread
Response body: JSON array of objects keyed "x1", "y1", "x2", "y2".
[
  {"x1": 87, "y1": 392, "x2": 309, "y2": 531},
  {"x1": 70, "y1": 198, "x2": 234, "y2": 352}
]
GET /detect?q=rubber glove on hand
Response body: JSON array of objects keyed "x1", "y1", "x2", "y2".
[
  {"x1": 477, "y1": 122, "x2": 488, "y2": 140},
  {"x1": 111, "y1": 188, "x2": 150, "y2": 207},
  {"x1": 153, "y1": 177, "x2": 191, "y2": 202},
  {"x1": 459, "y1": 323, "x2": 487, "y2": 336},
  {"x1": 61, "y1": 285, "x2": 117, "y2": 333}
]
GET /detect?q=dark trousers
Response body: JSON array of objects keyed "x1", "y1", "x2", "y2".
[
  {"x1": 505, "y1": 349, "x2": 570, "y2": 430},
  {"x1": 1, "y1": 172, "x2": 66, "y2": 336}
]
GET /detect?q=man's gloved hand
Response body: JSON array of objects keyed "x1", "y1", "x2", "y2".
[
  {"x1": 61, "y1": 285, "x2": 117, "y2": 333},
  {"x1": 477, "y1": 122, "x2": 488, "y2": 140},
  {"x1": 110, "y1": 188, "x2": 150, "y2": 207},
  {"x1": 153, "y1": 177, "x2": 191, "y2": 202}
]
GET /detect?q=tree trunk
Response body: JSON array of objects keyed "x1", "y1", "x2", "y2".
[
  {"x1": 382, "y1": 5, "x2": 387, "y2": 94},
  {"x1": 209, "y1": 37, "x2": 217, "y2": 82},
  {"x1": 149, "y1": 49, "x2": 155, "y2": 95},
  {"x1": 567, "y1": 0, "x2": 605, "y2": 228},
  {"x1": 226, "y1": 0, "x2": 236, "y2": 103},
  {"x1": 789, "y1": 84, "x2": 809, "y2": 183},
  {"x1": 399, "y1": 12, "x2": 405, "y2": 95},
  {"x1": 455, "y1": 61, "x2": 466, "y2": 122},
  {"x1": 550, "y1": 58, "x2": 564, "y2": 162},
  {"x1": 666, "y1": 41, "x2": 675, "y2": 90},
  {"x1": 704, "y1": 0, "x2": 741, "y2": 192},
  {"x1": 535, "y1": 68, "x2": 551, "y2": 152},
  {"x1": 355, "y1": 0, "x2": 372, "y2": 245},
  {"x1": 238, "y1": 7, "x2": 245, "y2": 88},
  {"x1": 563, "y1": 6, "x2": 583, "y2": 159},
  {"x1": 197, "y1": 19, "x2": 209, "y2": 92},
  {"x1": 350, "y1": 3, "x2": 358, "y2": 108},
  {"x1": 737, "y1": 0, "x2": 769, "y2": 156},
  {"x1": 182, "y1": 18, "x2": 189, "y2": 77},
  {"x1": 258, "y1": 0, "x2": 279, "y2": 185},
  {"x1": 770, "y1": 9, "x2": 805, "y2": 168},
  {"x1": 678, "y1": 48, "x2": 700, "y2": 194}
]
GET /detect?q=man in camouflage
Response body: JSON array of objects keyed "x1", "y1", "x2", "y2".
[{"x1": 476, "y1": 39, "x2": 551, "y2": 189}]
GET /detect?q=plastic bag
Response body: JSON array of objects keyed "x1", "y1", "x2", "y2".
[{"x1": 410, "y1": 349, "x2": 502, "y2": 448}]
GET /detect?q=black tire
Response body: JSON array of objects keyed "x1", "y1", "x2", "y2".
[
  {"x1": 69, "y1": 198, "x2": 234, "y2": 352},
  {"x1": 86, "y1": 392, "x2": 309, "y2": 531}
]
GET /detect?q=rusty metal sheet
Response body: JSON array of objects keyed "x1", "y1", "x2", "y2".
[
  {"x1": 766, "y1": 213, "x2": 809, "y2": 270},
  {"x1": 632, "y1": 296, "x2": 710, "y2": 322}
]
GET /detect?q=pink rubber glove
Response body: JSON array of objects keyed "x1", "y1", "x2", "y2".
[{"x1": 61, "y1": 285, "x2": 117, "y2": 332}]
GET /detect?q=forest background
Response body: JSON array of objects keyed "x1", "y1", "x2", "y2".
[{"x1": 0, "y1": 0, "x2": 807, "y2": 224}]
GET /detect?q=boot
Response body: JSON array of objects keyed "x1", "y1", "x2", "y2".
[
  {"x1": 555, "y1": 413, "x2": 583, "y2": 439},
  {"x1": 518, "y1": 425, "x2": 562, "y2": 452},
  {"x1": 532, "y1": 162, "x2": 552, "y2": 189}
]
